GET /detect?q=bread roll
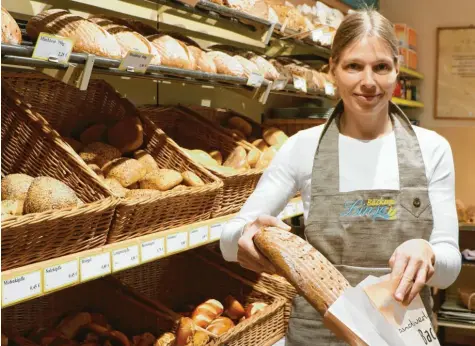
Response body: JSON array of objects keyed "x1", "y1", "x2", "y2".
[
  {"x1": 228, "y1": 116, "x2": 252, "y2": 137},
  {"x1": 252, "y1": 139, "x2": 269, "y2": 152},
  {"x1": 206, "y1": 165, "x2": 239, "y2": 176},
  {"x1": 223, "y1": 146, "x2": 249, "y2": 170},
  {"x1": 244, "y1": 302, "x2": 268, "y2": 319},
  {"x1": 234, "y1": 56, "x2": 260, "y2": 78},
  {"x1": 88, "y1": 164, "x2": 104, "y2": 180},
  {"x1": 224, "y1": 296, "x2": 245, "y2": 320},
  {"x1": 139, "y1": 169, "x2": 183, "y2": 191},
  {"x1": 80, "y1": 142, "x2": 121, "y2": 168},
  {"x1": 58, "y1": 312, "x2": 92, "y2": 339},
  {"x1": 125, "y1": 189, "x2": 161, "y2": 199},
  {"x1": 185, "y1": 149, "x2": 218, "y2": 167},
  {"x1": 1, "y1": 200, "x2": 24, "y2": 216},
  {"x1": 134, "y1": 150, "x2": 159, "y2": 175},
  {"x1": 63, "y1": 137, "x2": 84, "y2": 153},
  {"x1": 103, "y1": 178, "x2": 128, "y2": 198},
  {"x1": 24, "y1": 177, "x2": 79, "y2": 214},
  {"x1": 154, "y1": 333, "x2": 175, "y2": 346},
  {"x1": 175, "y1": 317, "x2": 195, "y2": 346},
  {"x1": 2, "y1": 6, "x2": 22, "y2": 45},
  {"x1": 206, "y1": 51, "x2": 245, "y2": 77},
  {"x1": 181, "y1": 171, "x2": 205, "y2": 187},
  {"x1": 187, "y1": 46, "x2": 217, "y2": 74},
  {"x1": 255, "y1": 146, "x2": 277, "y2": 170},
  {"x1": 206, "y1": 317, "x2": 235, "y2": 336},
  {"x1": 249, "y1": 56, "x2": 280, "y2": 80},
  {"x1": 246, "y1": 147, "x2": 261, "y2": 168},
  {"x1": 191, "y1": 331, "x2": 209, "y2": 346},
  {"x1": 103, "y1": 158, "x2": 147, "y2": 187},
  {"x1": 2, "y1": 173, "x2": 34, "y2": 201},
  {"x1": 263, "y1": 127, "x2": 288, "y2": 147},
  {"x1": 108, "y1": 116, "x2": 144, "y2": 154},
  {"x1": 80, "y1": 124, "x2": 108, "y2": 145},
  {"x1": 191, "y1": 299, "x2": 224, "y2": 328},
  {"x1": 149, "y1": 35, "x2": 194, "y2": 70},
  {"x1": 209, "y1": 150, "x2": 223, "y2": 165}
]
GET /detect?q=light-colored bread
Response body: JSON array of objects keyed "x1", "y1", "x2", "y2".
[
  {"x1": 228, "y1": 116, "x2": 252, "y2": 137},
  {"x1": 108, "y1": 116, "x2": 144, "y2": 154},
  {"x1": 206, "y1": 316, "x2": 235, "y2": 336},
  {"x1": 1, "y1": 173, "x2": 34, "y2": 201},
  {"x1": 192, "y1": 331, "x2": 209, "y2": 346},
  {"x1": 139, "y1": 169, "x2": 183, "y2": 191},
  {"x1": 263, "y1": 127, "x2": 288, "y2": 148},
  {"x1": 148, "y1": 35, "x2": 194, "y2": 70},
  {"x1": 185, "y1": 149, "x2": 218, "y2": 167},
  {"x1": 154, "y1": 333, "x2": 176, "y2": 346},
  {"x1": 234, "y1": 56, "x2": 260, "y2": 78},
  {"x1": 63, "y1": 137, "x2": 84, "y2": 153},
  {"x1": 255, "y1": 146, "x2": 277, "y2": 169},
  {"x1": 80, "y1": 124, "x2": 108, "y2": 145},
  {"x1": 2, "y1": 6, "x2": 22, "y2": 45},
  {"x1": 1, "y1": 200, "x2": 24, "y2": 216},
  {"x1": 80, "y1": 142, "x2": 122, "y2": 168},
  {"x1": 192, "y1": 299, "x2": 224, "y2": 328},
  {"x1": 125, "y1": 189, "x2": 161, "y2": 199},
  {"x1": 223, "y1": 146, "x2": 249, "y2": 170},
  {"x1": 103, "y1": 158, "x2": 147, "y2": 187},
  {"x1": 249, "y1": 56, "x2": 279, "y2": 80},
  {"x1": 246, "y1": 147, "x2": 261, "y2": 168},
  {"x1": 176, "y1": 317, "x2": 196, "y2": 346},
  {"x1": 209, "y1": 150, "x2": 223, "y2": 165},
  {"x1": 244, "y1": 302, "x2": 268, "y2": 319},
  {"x1": 172, "y1": 185, "x2": 189, "y2": 192},
  {"x1": 205, "y1": 165, "x2": 239, "y2": 176},
  {"x1": 103, "y1": 178, "x2": 128, "y2": 198},
  {"x1": 224, "y1": 296, "x2": 245, "y2": 320},
  {"x1": 252, "y1": 139, "x2": 269, "y2": 152},
  {"x1": 134, "y1": 150, "x2": 159, "y2": 175},
  {"x1": 24, "y1": 177, "x2": 79, "y2": 214},
  {"x1": 187, "y1": 46, "x2": 217, "y2": 74},
  {"x1": 87, "y1": 164, "x2": 104, "y2": 180},
  {"x1": 206, "y1": 51, "x2": 245, "y2": 77},
  {"x1": 181, "y1": 171, "x2": 205, "y2": 187}
]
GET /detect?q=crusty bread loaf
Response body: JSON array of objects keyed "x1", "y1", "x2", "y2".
[
  {"x1": 206, "y1": 51, "x2": 245, "y2": 77},
  {"x1": 1, "y1": 200, "x2": 24, "y2": 216},
  {"x1": 148, "y1": 35, "x2": 194, "y2": 70},
  {"x1": 224, "y1": 296, "x2": 245, "y2": 320},
  {"x1": 249, "y1": 56, "x2": 279, "y2": 80},
  {"x1": 224, "y1": 0, "x2": 256, "y2": 12},
  {"x1": 1, "y1": 6, "x2": 22, "y2": 45},
  {"x1": 103, "y1": 178, "x2": 128, "y2": 198},
  {"x1": 252, "y1": 139, "x2": 269, "y2": 152},
  {"x1": 24, "y1": 177, "x2": 79, "y2": 213},
  {"x1": 80, "y1": 124, "x2": 108, "y2": 145},
  {"x1": 181, "y1": 171, "x2": 205, "y2": 187},
  {"x1": 187, "y1": 46, "x2": 217, "y2": 74},
  {"x1": 192, "y1": 299, "x2": 224, "y2": 328},
  {"x1": 246, "y1": 147, "x2": 261, "y2": 168},
  {"x1": 139, "y1": 169, "x2": 183, "y2": 191},
  {"x1": 255, "y1": 146, "x2": 277, "y2": 169},
  {"x1": 263, "y1": 127, "x2": 288, "y2": 148},
  {"x1": 191, "y1": 331, "x2": 209, "y2": 346},
  {"x1": 133, "y1": 150, "x2": 159, "y2": 175},
  {"x1": 223, "y1": 146, "x2": 249, "y2": 170},
  {"x1": 228, "y1": 116, "x2": 252, "y2": 137},
  {"x1": 209, "y1": 150, "x2": 223, "y2": 165},
  {"x1": 234, "y1": 56, "x2": 260, "y2": 78},
  {"x1": 206, "y1": 316, "x2": 235, "y2": 336},
  {"x1": 1, "y1": 173, "x2": 34, "y2": 201},
  {"x1": 80, "y1": 142, "x2": 122, "y2": 168},
  {"x1": 108, "y1": 116, "x2": 144, "y2": 154},
  {"x1": 103, "y1": 158, "x2": 147, "y2": 187}
]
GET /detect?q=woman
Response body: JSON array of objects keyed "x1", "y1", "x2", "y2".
[{"x1": 220, "y1": 8, "x2": 461, "y2": 345}]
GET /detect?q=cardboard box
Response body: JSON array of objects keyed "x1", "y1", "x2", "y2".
[
  {"x1": 394, "y1": 23, "x2": 417, "y2": 50},
  {"x1": 408, "y1": 49, "x2": 418, "y2": 70},
  {"x1": 398, "y1": 47, "x2": 409, "y2": 67}
]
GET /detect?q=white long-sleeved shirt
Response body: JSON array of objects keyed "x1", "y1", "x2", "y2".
[{"x1": 220, "y1": 125, "x2": 461, "y2": 289}]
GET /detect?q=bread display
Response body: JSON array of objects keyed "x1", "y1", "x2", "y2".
[
  {"x1": 206, "y1": 316, "x2": 235, "y2": 336},
  {"x1": 80, "y1": 142, "x2": 122, "y2": 168},
  {"x1": 103, "y1": 178, "x2": 129, "y2": 198},
  {"x1": 125, "y1": 189, "x2": 161, "y2": 199},
  {"x1": 103, "y1": 158, "x2": 147, "y2": 187},
  {"x1": 234, "y1": 55, "x2": 260, "y2": 78},
  {"x1": 1, "y1": 6, "x2": 22, "y2": 45},
  {"x1": 187, "y1": 46, "x2": 217, "y2": 74},
  {"x1": 263, "y1": 127, "x2": 288, "y2": 148},
  {"x1": 80, "y1": 124, "x2": 108, "y2": 145},
  {"x1": 228, "y1": 116, "x2": 253, "y2": 137},
  {"x1": 223, "y1": 146, "x2": 249, "y2": 170},
  {"x1": 149, "y1": 35, "x2": 194, "y2": 70},
  {"x1": 139, "y1": 169, "x2": 183, "y2": 191},
  {"x1": 206, "y1": 51, "x2": 245, "y2": 77},
  {"x1": 182, "y1": 171, "x2": 205, "y2": 187},
  {"x1": 134, "y1": 150, "x2": 160, "y2": 174},
  {"x1": 224, "y1": 296, "x2": 245, "y2": 320},
  {"x1": 191, "y1": 299, "x2": 224, "y2": 328},
  {"x1": 107, "y1": 116, "x2": 144, "y2": 154}
]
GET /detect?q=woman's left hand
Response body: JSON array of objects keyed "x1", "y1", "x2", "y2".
[{"x1": 389, "y1": 239, "x2": 435, "y2": 305}]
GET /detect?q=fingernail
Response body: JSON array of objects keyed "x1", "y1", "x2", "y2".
[{"x1": 396, "y1": 293, "x2": 403, "y2": 301}]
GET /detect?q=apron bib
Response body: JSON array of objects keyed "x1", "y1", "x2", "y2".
[{"x1": 286, "y1": 102, "x2": 434, "y2": 346}]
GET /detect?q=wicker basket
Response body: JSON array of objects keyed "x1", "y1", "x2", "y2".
[
  {"x1": 1, "y1": 279, "x2": 176, "y2": 342},
  {"x1": 1, "y1": 84, "x2": 117, "y2": 271},
  {"x1": 262, "y1": 118, "x2": 327, "y2": 137},
  {"x1": 140, "y1": 106, "x2": 264, "y2": 217},
  {"x1": 2, "y1": 72, "x2": 223, "y2": 243},
  {"x1": 114, "y1": 250, "x2": 288, "y2": 346}
]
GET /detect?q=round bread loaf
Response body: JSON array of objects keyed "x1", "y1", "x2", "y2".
[
  {"x1": 228, "y1": 116, "x2": 252, "y2": 137},
  {"x1": 1, "y1": 200, "x2": 24, "y2": 216},
  {"x1": 103, "y1": 178, "x2": 128, "y2": 198},
  {"x1": 139, "y1": 169, "x2": 183, "y2": 191},
  {"x1": 223, "y1": 146, "x2": 249, "y2": 170},
  {"x1": 103, "y1": 158, "x2": 146, "y2": 187},
  {"x1": 108, "y1": 116, "x2": 144, "y2": 154},
  {"x1": 1, "y1": 174, "x2": 34, "y2": 201},
  {"x1": 80, "y1": 124, "x2": 108, "y2": 145},
  {"x1": 80, "y1": 142, "x2": 121, "y2": 168},
  {"x1": 87, "y1": 164, "x2": 104, "y2": 180},
  {"x1": 1, "y1": 6, "x2": 22, "y2": 45},
  {"x1": 133, "y1": 150, "x2": 159, "y2": 174},
  {"x1": 209, "y1": 150, "x2": 223, "y2": 165},
  {"x1": 24, "y1": 177, "x2": 79, "y2": 213}
]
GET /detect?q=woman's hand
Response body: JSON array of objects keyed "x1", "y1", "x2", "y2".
[
  {"x1": 389, "y1": 239, "x2": 435, "y2": 305},
  {"x1": 237, "y1": 215, "x2": 291, "y2": 274}
]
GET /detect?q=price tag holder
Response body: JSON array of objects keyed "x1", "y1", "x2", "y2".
[
  {"x1": 247, "y1": 72, "x2": 264, "y2": 88},
  {"x1": 2, "y1": 271, "x2": 42, "y2": 307},
  {"x1": 80, "y1": 253, "x2": 111, "y2": 282},
  {"x1": 272, "y1": 75, "x2": 289, "y2": 90},
  {"x1": 325, "y1": 82, "x2": 336, "y2": 96},
  {"x1": 32, "y1": 33, "x2": 74, "y2": 64},
  {"x1": 293, "y1": 76, "x2": 308, "y2": 93},
  {"x1": 189, "y1": 226, "x2": 209, "y2": 247},
  {"x1": 167, "y1": 232, "x2": 188, "y2": 254},
  {"x1": 44, "y1": 260, "x2": 79, "y2": 293},
  {"x1": 141, "y1": 238, "x2": 165, "y2": 263},
  {"x1": 118, "y1": 51, "x2": 153, "y2": 74},
  {"x1": 210, "y1": 222, "x2": 225, "y2": 241},
  {"x1": 112, "y1": 246, "x2": 140, "y2": 272}
]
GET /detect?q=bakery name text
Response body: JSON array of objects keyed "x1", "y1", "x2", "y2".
[{"x1": 340, "y1": 198, "x2": 397, "y2": 220}]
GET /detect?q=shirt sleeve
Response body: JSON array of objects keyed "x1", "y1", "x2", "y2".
[
  {"x1": 219, "y1": 134, "x2": 301, "y2": 262},
  {"x1": 424, "y1": 136, "x2": 462, "y2": 289}
]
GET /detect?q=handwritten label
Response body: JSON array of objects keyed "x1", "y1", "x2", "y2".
[
  {"x1": 167, "y1": 232, "x2": 188, "y2": 254},
  {"x1": 119, "y1": 51, "x2": 153, "y2": 74},
  {"x1": 32, "y1": 33, "x2": 74, "y2": 64},
  {"x1": 325, "y1": 82, "x2": 336, "y2": 96},
  {"x1": 112, "y1": 246, "x2": 140, "y2": 272},
  {"x1": 80, "y1": 253, "x2": 111, "y2": 282},
  {"x1": 293, "y1": 76, "x2": 307, "y2": 93},
  {"x1": 2, "y1": 271, "x2": 42, "y2": 306},
  {"x1": 272, "y1": 75, "x2": 289, "y2": 90},
  {"x1": 210, "y1": 223, "x2": 224, "y2": 240},
  {"x1": 44, "y1": 260, "x2": 78, "y2": 292},
  {"x1": 189, "y1": 226, "x2": 209, "y2": 247},
  {"x1": 247, "y1": 72, "x2": 264, "y2": 88},
  {"x1": 141, "y1": 238, "x2": 165, "y2": 263}
]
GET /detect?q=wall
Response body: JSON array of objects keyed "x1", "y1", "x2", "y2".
[{"x1": 381, "y1": 0, "x2": 475, "y2": 205}]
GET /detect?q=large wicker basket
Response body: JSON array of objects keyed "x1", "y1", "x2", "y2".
[
  {"x1": 2, "y1": 72, "x2": 223, "y2": 243},
  {"x1": 139, "y1": 106, "x2": 263, "y2": 217},
  {"x1": 114, "y1": 249, "x2": 289, "y2": 346},
  {"x1": 1, "y1": 84, "x2": 117, "y2": 271}
]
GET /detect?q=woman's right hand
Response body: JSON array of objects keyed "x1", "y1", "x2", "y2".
[{"x1": 237, "y1": 215, "x2": 291, "y2": 274}]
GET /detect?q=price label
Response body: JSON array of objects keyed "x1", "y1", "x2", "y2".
[
  {"x1": 32, "y1": 33, "x2": 74, "y2": 64},
  {"x1": 44, "y1": 260, "x2": 79, "y2": 292},
  {"x1": 325, "y1": 82, "x2": 336, "y2": 96},
  {"x1": 2, "y1": 271, "x2": 42, "y2": 307},
  {"x1": 272, "y1": 75, "x2": 289, "y2": 90},
  {"x1": 80, "y1": 253, "x2": 111, "y2": 282},
  {"x1": 118, "y1": 51, "x2": 153, "y2": 74},
  {"x1": 189, "y1": 226, "x2": 209, "y2": 247},
  {"x1": 210, "y1": 223, "x2": 224, "y2": 240},
  {"x1": 167, "y1": 232, "x2": 188, "y2": 254},
  {"x1": 311, "y1": 28, "x2": 324, "y2": 43},
  {"x1": 247, "y1": 72, "x2": 264, "y2": 88},
  {"x1": 141, "y1": 238, "x2": 165, "y2": 263},
  {"x1": 112, "y1": 246, "x2": 140, "y2": 272},
  {"x1": 293, "y1": 76, "x2": 307, "y2": 93}
]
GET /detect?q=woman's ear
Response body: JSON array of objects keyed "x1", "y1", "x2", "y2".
[
  {"x1": 329, "y1": 57, "x2": 336, "y2": 76},
  {"x1": 394, "y1": 58, "x2": 400, "y2": 76}
]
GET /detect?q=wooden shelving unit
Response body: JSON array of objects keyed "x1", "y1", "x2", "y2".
[{"x1": 392, "y1": 97, "x2": 425, "y2": 108}]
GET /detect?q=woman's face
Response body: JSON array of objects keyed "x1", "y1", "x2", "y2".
[{"x1": 331, "y1": 35, "x2": 399, "y2": 116}]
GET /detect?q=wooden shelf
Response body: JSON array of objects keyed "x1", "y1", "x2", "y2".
[
  {"x1": 392, "y1": 97, "x2": 425, "y2": 108},
  {"x1": 399, "y1": 67, "x2": 424, "y2": 80},
  {"x1": 460, "y1": 223, "x2": 475, "y2": 232},
  {"x1": 438, "y1": 320, "x2": 475, "y2": 331}
]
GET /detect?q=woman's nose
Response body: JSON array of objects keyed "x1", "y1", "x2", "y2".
[{"x1": 361, "y1": 67, "x2": 377, "y2": 89}]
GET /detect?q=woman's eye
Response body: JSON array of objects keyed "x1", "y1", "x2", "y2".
[
  {"x1": 375, "y1": 63, "x2": 391, "y2": 72},
  {"x1": 347, "y1": 63, "x2": 361, "y2": 70}
]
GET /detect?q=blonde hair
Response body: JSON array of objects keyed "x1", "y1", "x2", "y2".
[{"x1": 331, "y1": 9, "x2": 398, "y2": 65}]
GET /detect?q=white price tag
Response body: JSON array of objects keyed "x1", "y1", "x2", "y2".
[
  {"x1": 80, "y1": 253, "x2": 111, "y2": 282},
  {"x1": 141, "y1": 238, "x2": 165, "y2": 263},
  {"x1": 247, "y1": 72, "x2": 264, "y2": 88},
  {"x1": 293, "y1": 76, "x2": 307, "y2": 93},
  {"x1": 32, "y1": 33, "x2": 74, "y2": 64},
  {"x1": 167, "y1": 232, "x2": 188, "y2": 254},
  {"x1": 325, "y1": 82, "x2": 336, "y2": 96},
  {"x1": 112, "y1": 246, "x2": 140, "y2": 272},
  {"x1": 44, "y1": 260, "x2": 79, "y2": 292},
  {"x1": 210, "y1": 223, "x2": 225, "y2": 240},
  {"x1": 272, "y1": 75, "x2": 289, "y2": 90},
  {"x1": 2, "y1": 271, "x2": 42, "y2": 307},
  {"x1": 118, "y1": 51, "x2": 153, "y2": 74},
  {"x1": 189, "y1": 226, "x2": 209, "y2": 247},
  {"x1": 311, "y1": 28, "x2": 324, "y2": 43}
]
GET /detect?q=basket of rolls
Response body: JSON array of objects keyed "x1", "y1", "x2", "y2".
[
  {"x1": 114, "y1": 249, "x2": 289, "y2": 346},
  {"x1": 139, "y1": 105, "x2": 267, "y2": 217},
  {"x1": 2, "y1": 72, "x2": 223, "y2": 244},
  {"x1": 1, "y1": 84, "x2": 117, "y2": 271}
]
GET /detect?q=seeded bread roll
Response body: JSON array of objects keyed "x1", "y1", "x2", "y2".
[
  {"x1": 24, "y1": 177, "x2": 79, "y2": 213},
  {"x1": 139, "y1": 169, "x2": 183, "y2": 191},
  {"x1": 1, "y1": 173, "x2": 34, "y2": 201},
  {"x1": 2, "y1": 6, "x2": 22, "y2": 45},
  {"x1": 108, "y1": 116, "x2": 144, "y2": 154},
  {"x1": 133, "y1": 150, "x2": 159, "y2": 175},
  {"x1": 103, "y1": 178, "x2": 128, "y2": 198},
  {"x1": 103, "y1": 158, "x2": 147, "y2": 187},
  {"x1": 80, "y1": 142, "x2": 121, "y2": 168},
  {"x1": 1, "y1": 200, "x2": 24, "y2": 216},
  {"x1": 80, "y1": 124, "x2": 108, "y2": 145},
  {"x1": 181, "y1": 171, "x2": 205, "y2": 187}
]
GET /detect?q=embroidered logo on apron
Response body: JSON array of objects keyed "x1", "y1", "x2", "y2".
[{"x1": 341, "y1": 198, "x2": 397, "y2": 220}]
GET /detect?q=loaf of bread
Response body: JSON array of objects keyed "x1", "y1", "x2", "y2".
[
  {"x1": 181, "y1": 171, "x2": 205, "y2": 187},
  {"x1": 80, "y1": 142, "x2": 122, "y2": 169},
  {"x1": 263, "y1": 127, "x2": 288, "y2": 148},
  {"x1": 185, "y1": 149, "x2": 219, "y2": 167},
  {"x1": 26, "y1": 9, "x2": 122, "y2": 59},
  {"x1": 228, "y1": 116, "x2": 252, "y2": 137},
  {"x1": 1, "y1": 173, "x2": 34, "y2": 201},
  {"x1": 155, "y1": 333, "x2": 175, "y2": 346},
  {"x1": 246, "y1": 147, "x2": 261, "y2": 168},
  {"x1": 80, "y1": 124, "x2": 108, "y2": 145},
  {"x1": 2, "y1": 6, "x2": 22, "y2": 45},
  {"x1": 248, "y1": 56, "x2": 279, "y2": 81},
  {"x1": 206, "y1": 51, "x2": 245, "y2": 77},
  {"x1": 88, "y1": 164, "x2": 104, "y2": 180},
  {"x1": 191, "y1": 299, "x2": 224, "y2": 328},
  {"x1": 24, "y1": 177, "x2": 79, "y2": 214},
  {"x1": 187, "y1": 46, "x2": 217, "y2": 74},
  {"x1": 234, "y1": 56, "x2": 260, "y2": 78},
  {"x1": 191, "y1": 331, "x2": 209, "y2": 346},
  {"x1": 252, "y1": 139, "x2": 269, "y2": 152},
  {"x1": 139, "y1": 169, "x2": 183, "y2": 191},
  {"x1": 1, "y1": 200, "x2": 24, "y2": 217},
  {"x1": 224, "y1": 146, "x2": 249, "y2": 170},
  {"x1": 224, "y1": 0, "x2": 255, "y2": 12},
  {"x1": 103, "y1": 158, "x2": 147, "y2": 187},
  {"x1": 224, "y1": 296, "x2": 245, "y2": 320},
  {"x1": 108, "y1": 116, "x2": 144, "y2": 154},
  {"x1": 245, "y1": 0, "x2": 278, "y2": 23},
  {"x1": 255, "y1": 146, "x2": 277, "y2": 169},
  {"x1": 206, "y1": 316, "x2": 234, "y2": 336},
  {"x1": 175, "y1": 317, "x2": 195, "y2": 346},
  {"x1": 149, "y1": 35, "x2": 194, "y2": 70},
  {"x1": 209, "y1": 150, "x2": 223, "y2": 165},
  {"x1": 134, "y1": 150, "x2": 159, "y2": 175},
  {"x1": 103, "y1": 178, "x2": 128, "y2": 198},
  {"x1": 244, "y1": 302, "x2": 268, "y2": 319},
  {"x1": 205, "y1": 165, "x2": 239, "y2": 176}
]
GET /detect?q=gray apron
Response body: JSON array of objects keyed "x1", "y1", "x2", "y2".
[{"x1": 286, "y1": 102, "x2": 434, "y2": 345}]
